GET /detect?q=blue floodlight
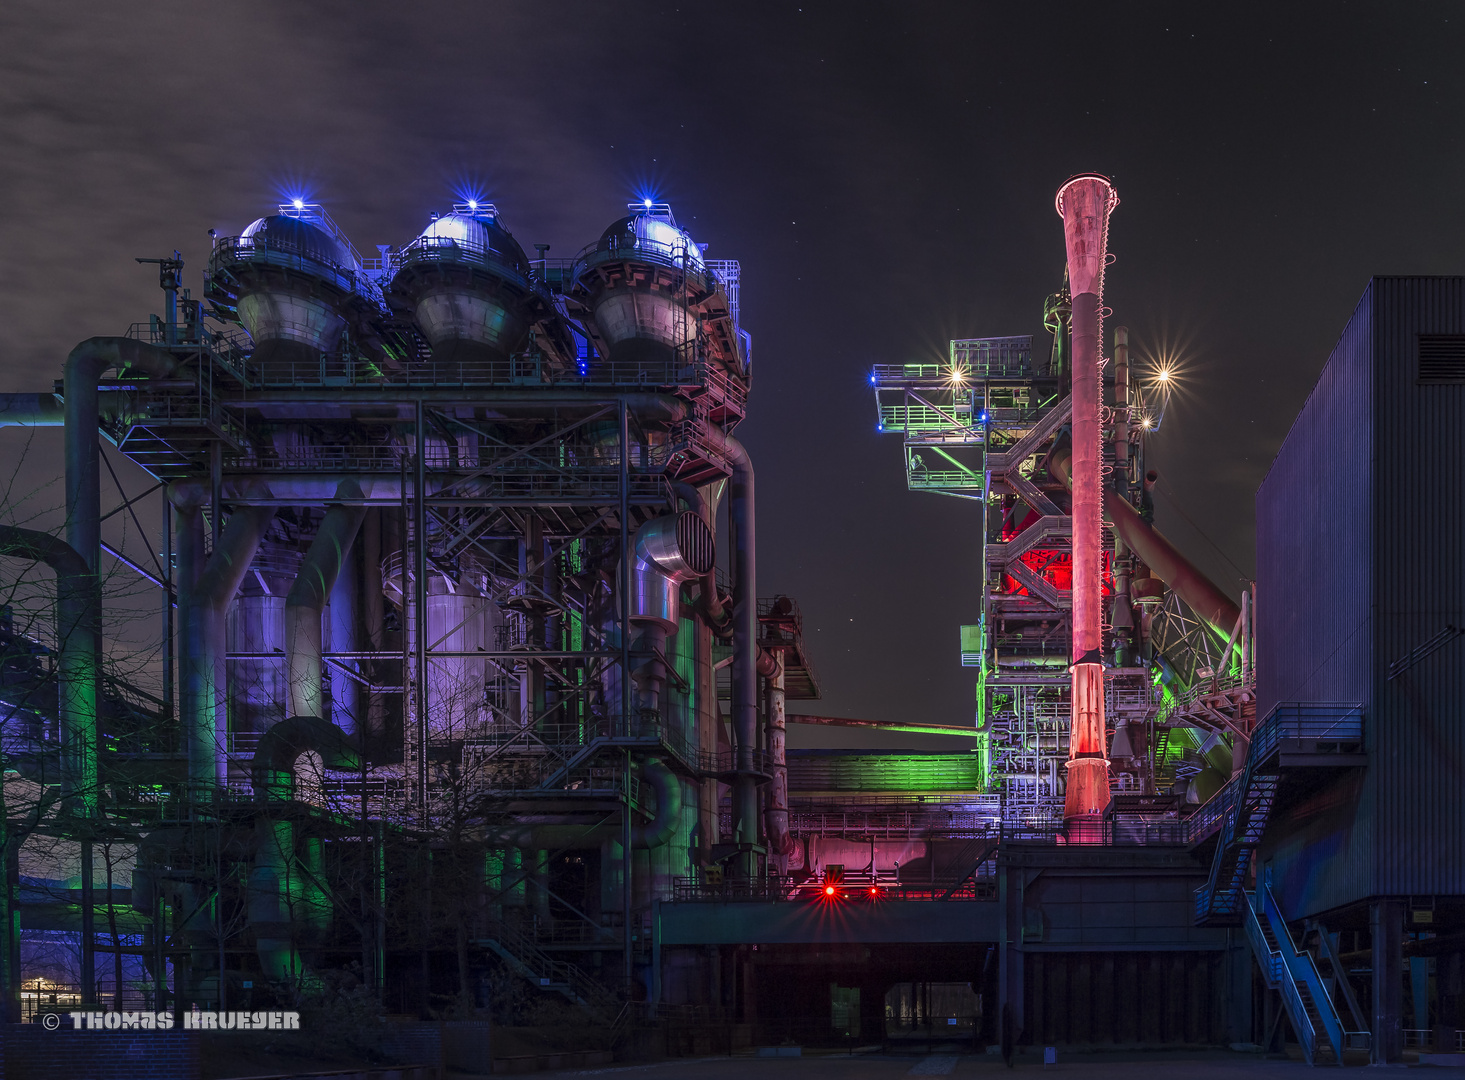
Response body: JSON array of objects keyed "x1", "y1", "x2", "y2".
[
  {"x1": 643, "y1": 198, "x2": 653, "y2": 209},
  {"x1": 292, "y1": 198, "x2": 305, "y2": 210},
  {"x1": 467, "y1": 199, "x2": 478, "y2": 210}
]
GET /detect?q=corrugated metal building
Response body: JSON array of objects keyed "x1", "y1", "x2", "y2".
[{"x1": 1256, "y1": 277, "x2": 1465, "y2": 1054}]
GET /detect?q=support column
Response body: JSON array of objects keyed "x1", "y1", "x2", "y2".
[
  {"x1": 763, "y1": 655, "x2": 789, "y2": 860},
  {"x1": 998, "y1": 857, "x2": 1025, "y2": 1060},
  {"x1": 1372, "y1": 899, "x2": 1404, "y2": 1063}
]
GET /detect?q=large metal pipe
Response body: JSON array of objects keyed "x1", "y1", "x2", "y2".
[
  {"x1": 0, "y1": 527, "x2": 96, "y2": 808},
  {"x1": 59, "y1": 338, "x2": 174, "y2": 1006},
  {"x1": 1056, "y1": 173, "x2": 1118, "y2": 835},
  {"x1": 64, "y1": 338, "x2": 177, "y2": 573},
  {"x1": 699, "y1": 427, "x2": 759, "y2": 852},
  {"x1": 286, "y1": 482, "x2": 368, "y2": 724},
  {"x1": 220, "y1": 390, "x2": 689, "y2": 420},
  {"x1": 763, "y1": 655, "x2": 792, "y2": 857},
  {"x1": 170, "y1": 482, "x2": 276, "y2": 794},
  {"x1": 674, "y1": 483, "x2": 724, "y2": 861},
  {"x1": 1049, "y1": 450, "x2": 1241, "y2": 638}
]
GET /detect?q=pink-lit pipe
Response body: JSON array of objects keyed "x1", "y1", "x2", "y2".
[{"x1": 1056, "y1": 173, "x2": 1119, "y2": 836}]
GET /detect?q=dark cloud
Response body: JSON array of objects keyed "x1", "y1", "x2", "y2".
[{"x1": 1, "y1": 1, "x2": 1460, "y2": 743}]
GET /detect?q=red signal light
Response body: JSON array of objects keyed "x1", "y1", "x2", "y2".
[
  {"x1": 824, "y1": 885, "x2": 836, "y2": 896},
  {"x1": 869, "y1": 886, "x2": 879, "y2": 895}
]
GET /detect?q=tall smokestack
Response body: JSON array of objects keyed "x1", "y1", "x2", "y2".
[{"x1": 1055, "y1": 173, "x2": 1119, "y2": 838}]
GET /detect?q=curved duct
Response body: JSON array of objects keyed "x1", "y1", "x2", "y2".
[
  {"x1": 1047, "y1": 447, "x2": 1241, "y2": 638},
  {"x1": 630, "y1": 511, "x2": 715, "y2": 632},
  {"x1": 672, "y1": 482, "x2": 729, "y2": 632},
  {"x1": 0, "y1": 527, "x2": 96, "y2": 809},
  {"x1": 65, "y1": 338, "x2": 177, "y2": 565},
  {"x1": 248, "y1": 715, "x2": 360, "y2": 981},
  {"x1": 170, "y1": 482, "x2": 277, "y2": 793},
  {"x1": 285, "y1": 481, "x2": 368, "y2": 726},
  {"x1": 250, "y1": 714, "x2": 360, "y2": 801},
  {"x1": 697, "y1": 426, "x2": 759, "y2": 852}
]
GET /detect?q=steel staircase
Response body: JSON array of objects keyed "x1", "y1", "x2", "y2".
[
  {"x1": 476, "y1": 917, "x2": 621, "y2": 1010},
  {"x1": 1193, "y1": 748, "x2": 1278, "y2": 925},
  {"x1": 1194, "y1": 703, "x2": 1367, "y2": 926},
  {"x1": 1243, "y1": 887, "x2": 1369, "y2": 1065},
  {"x1": 938, "y1": 832, "x2": 1002, "y2": 900},
  {"x1": 1306, "y1": 919, "x2": 1371, "y2": 1040}
]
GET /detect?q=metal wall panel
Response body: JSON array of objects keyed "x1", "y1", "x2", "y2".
[
  {"x1": 1370, "y1": 277, "x2": 1465, "y2": 896},
  {"x1": 785, "y1": 750, "x2": 982, "y2": 793},
  {"x1": 1256, "y1": 281, "x2": 1375, "y2": 916},
  {"x1": 1259, "y1": 277, "x2": 1465, "y2": 915}
]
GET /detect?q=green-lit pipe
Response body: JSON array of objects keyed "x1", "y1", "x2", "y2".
[{"x1": 248, "y1": 716, "x2": 360, "y2": 981}]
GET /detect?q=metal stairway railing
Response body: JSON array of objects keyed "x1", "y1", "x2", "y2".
[
  {"x1": 938, "y1": 831, "x2": 1002, "y2": 900},
  {"x1": 1243, "y1": 889, "x2": 1321, "y2": 1065},
  {"x1": 1307, "y1": 917, "x2": 1371, "y2": 1040},
  {"x1": 1194, "y1": 704, "x2": 1365, "y2": 926},
  {"x1": 1244, "y1": 887, "x2": 1369, "y2": 1065},
  {"x1": 476, "y1": 918, "x2": 621, "y2": 1011},
  {"x1": 1194, "y1": 743, "x2": 1278, "y2": 925}
]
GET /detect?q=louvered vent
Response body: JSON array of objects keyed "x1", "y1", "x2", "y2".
[
  {"x1": 675, "y1": 511, "x2": 715, "y2": 576},
  {"x1": 1418, "y1": 335, "x2": 1465, "y2": 383}
]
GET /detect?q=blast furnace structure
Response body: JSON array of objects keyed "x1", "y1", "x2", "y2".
[
  {"x1": 0, "y1": 196, "x2": 824, "y2": 1022},
  {"x1": 0, "y1": 176, "x2": 1452, "y2": 1068}
]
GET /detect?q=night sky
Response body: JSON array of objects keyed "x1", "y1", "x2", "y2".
[{"x1": 0, "y1": 3, "x2": 1459, "y2": 749}]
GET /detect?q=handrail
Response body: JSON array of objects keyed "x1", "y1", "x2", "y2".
[
  {"x1": 1243, "y1": 890, "x2": 1318, "y2": 1064},
  {"x1": 571, "y1": 231, "x2": 711, "y2": 285},
  {"x1": 1261, "y1": 884, "x2": 1362, "y2": 1061},
  {"x1": 210, "y1": 234, "x2": 368, "y2": 298},
  {"x1": 394, "y1": 233, "x2": 536, "y2": 288}
]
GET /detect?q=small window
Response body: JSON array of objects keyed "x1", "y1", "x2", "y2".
[{"x1": 1418, "y1": 335, "x2": 1465, "y2": 383}]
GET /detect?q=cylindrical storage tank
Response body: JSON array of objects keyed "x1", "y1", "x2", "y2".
[
  {"x1": 388, "y1": 211, "x2": 546, "y2": 367},
  {"x1": 209, "y1": 213, "x2": 361, "y2": 366},
  {"x1": 424, "y1": 590, "x2": 486, "y2": 736},
  {"x1": 386, "y1": 556, "x2": 501, "y2": 739},
  {"x1": 573, "y1": 212, "x2": 715, "y2": 368},
  {"x1": 227, "y1": 593, "x2": 287, "y2": 747}
]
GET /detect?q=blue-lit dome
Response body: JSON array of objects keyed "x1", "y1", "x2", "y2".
[
  {"x1": 597, "y1": 215, "x2": 704, "y2": 270},
  {"x1": 390, "y1": 210, "x2": 544, "y2": 365},
  {"x1": 240, "y1": 215, "x2": 355, "y2": 270},
  {"x1": 410, "y1": 212, "x2": 530, "y2": 273}
]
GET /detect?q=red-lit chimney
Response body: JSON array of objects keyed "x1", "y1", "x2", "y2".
[{"x1": 1055, "y1": 173, "x2": 1119, "y2": 839}]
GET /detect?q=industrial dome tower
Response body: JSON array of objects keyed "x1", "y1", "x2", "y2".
[{"x1": 0, "y1": 192, "x2": 818, "y2": 1022}]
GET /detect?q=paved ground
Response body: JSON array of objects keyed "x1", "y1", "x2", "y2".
[{"x1": 525, "y1": 1047, "x2": 1419, "y2": 1078}]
